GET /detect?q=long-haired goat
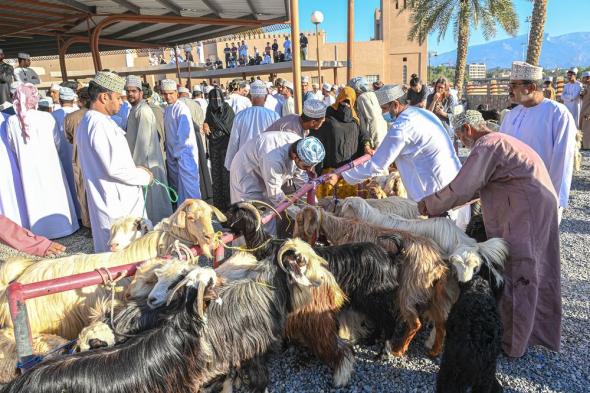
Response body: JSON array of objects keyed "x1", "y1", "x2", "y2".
[
  {"x1": 1, "y1": 267, "x2": 217, "y2": 393},
  {"x1": 108, "y1": 216, "x2": 153, "y2": 251},
  {"x1": 364, "y1": 170, "x2": 408, "y2": 199},
  {"x1": 437, "y1": 262, "x2": 504, "y2": 393},
  {"x1": 293, "y1": 206, "x2": 459, "y2": 358},
  {"x1": 0, "y1": 199, "x2": 226, "y2": 340},
  {"x1": 339, "y1": 197, "x2": 509, "y2": 282},
  {"x1": 318, "y1": 195, "x2": 421, "y2": 219},
  {"x1": 224, "y1": 202, "x2": 402, "y2": 357}
]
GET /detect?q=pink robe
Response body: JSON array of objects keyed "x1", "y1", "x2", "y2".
[
  {"x1": 422, "y1": 132, "x2": 561, "y2": 357},
  {"x1": 0, "y1": 215, "x2": 52, "y2": 256}
]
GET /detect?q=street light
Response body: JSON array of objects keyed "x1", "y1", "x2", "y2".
[
  {"x1": 428, "y1": 51, "x2": 438, "y2": 83},
  {"x1": 311, "y1": 11, "x2": 324, "y2": 83},
  {"x1": 184, "y1": 44, "x2": 193, "y2": 89}
]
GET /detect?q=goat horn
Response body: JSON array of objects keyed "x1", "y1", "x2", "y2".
[
  {"x1": 196, "y1": 280, "x2": 206, "y2": 318},
  {"x1": 237, "y1": 202, "x2": 262, "y2": 232},
  {"x1": 250, "y1": 200, "x2": 281, "y2": 220}
]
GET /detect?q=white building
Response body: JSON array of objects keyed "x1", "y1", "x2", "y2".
[{"x1": 468, "y1": 63, "x2": 487, "y2": 80}]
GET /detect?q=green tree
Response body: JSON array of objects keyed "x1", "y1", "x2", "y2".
[
  {"x1": 526, "y1": 0, "x2": 548, "y2": 66},
  {"x1": 403, "y1": 0, "x2": 519, "y2": 94}
]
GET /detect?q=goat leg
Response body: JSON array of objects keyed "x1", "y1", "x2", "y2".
[
  {"x1": 391, "y1": 317, "x2": 421, "y2": 357},
  {"x1": 427, "y1": 321, "x2": 446, "y2": 358}
]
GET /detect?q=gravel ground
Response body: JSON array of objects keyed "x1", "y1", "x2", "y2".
[{"x1": 1, "y1": 152, "x2": 589, "y2": 392}]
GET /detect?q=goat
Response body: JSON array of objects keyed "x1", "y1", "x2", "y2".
[
  {"x1": 224, "y1": 202, "x2": 402, "y2": 357},
  {"x1": 108, "y1": 216, "x2": 153, "y2": 251},
  {"x1": 293, "y1": 206, "x2": 459, "y2": 358},
  {"x1": 318, "y1": 195, "x2": 421, "y2": 219},
  {"x1": 339, "y1": 197, "x2": 509, "y2": 282},
  {"x1": 466, "y1": 214, "x2": 487, "y2": 243},
  {"x1": 437, "y1": 262, "x2": 504, "y2": 393},
  {"x1": 0, "y1": 199, "x2": 226, "y2": 340},
  {"x1": 1, "y1": 267, "x2": 217, "y2": 393},
  {"x1": 363, "y1": 170, "x2": 408, "y2": 199}
]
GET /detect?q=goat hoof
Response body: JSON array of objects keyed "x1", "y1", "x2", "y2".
[{"x1": 427, "y1": 349, "x2": 441, "y2": 359}]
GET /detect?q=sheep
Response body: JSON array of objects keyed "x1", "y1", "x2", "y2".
[
  {"x1": 1, "y1": 267, "x2": 218, "y2": 393},
  {"x1": 293, "y1": 206, "x2": 459, "y2": 358},
  {"x1": 318, "y1": 195, "x2": 421, "y2": 219},
  {"x1": 0, "y1": 199, "x2": 226, "y2": 340},
  {"x1": 339, "y1": 197, "x2": 509, "y2": 280},
  {"x1": 107, "y1": 216, "x2": 153, "y2": 251},
  {"x1": 224, "y1": 202, "x2": 402, "y2": 357},
  {"x1": 437, "y1": 262, "x2": 504, "y2": 393}
]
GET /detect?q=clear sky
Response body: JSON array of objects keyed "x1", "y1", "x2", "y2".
[{"x1": 297, "y1": 0, "x2": 589, "y2": 53}]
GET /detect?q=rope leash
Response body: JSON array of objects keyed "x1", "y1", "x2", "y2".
[
  {"x1": 95, "y1": 267, "x2": 129, "y2": 335},
  {"x1": 142, "y1": 179, "x2": 179, "y2": 218},
  {"x1": 213, "y1": 231, "x2": 273, "y2": 253},
  {"x1": 16, "y1": 339, "x2": 78, "y2": 370}
]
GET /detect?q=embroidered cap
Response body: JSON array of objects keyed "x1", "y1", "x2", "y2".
[
  {"x1": 93, "y1": 71, "x2": 125, "y2": 93},
  {"x1": 451, "y1": 110, "x2": 486, "y2": 130},
  {"x1": 374, "y1": 84, "x2": 405, "y2": 106},
  {"x1": 582, "y1": 71, "x2": 590, "y2": 78},
  {"x1": 178, "y1": 86, "x2": 190, "y2": 94},
  {"x1": 37, "y1": 97, "x2": 53, "y2": 108},
  {"x1": 303, "y1": 99, "x2": 327, "y2": 119},
  {"x1": 59, "y1": 87, "x2": 76, "y2": 101},
  {"x1": 348, "y1": 76, "x2": 371, "y2": 94},
  {"x1": 322, "y1": 83, "x2": 332, "y2": 91},
  {"x1": 283, "y1": 81, "x2": 294, "y2": 91},
  {"x1": 510, "y1": 61, "x2": 543, "y2": 81},
  {"x1": 18, "y1": 53, "x2": 30, "y2": 60},
  {"x1": 125, "y1": 75, "x2": 142, "y2": 89},
  {"x1": 250, "y1": 80, "x2": 267, "y2": 96},
  {"x1": 568, "y1": 67, "x2": 578, "y2": 74},
  {"x1": 192, "y1": 85, "x2": 202, "y2": 92},
  {"x1": 301, "y1": 76, "x2": 310, "y2": 84},
  {"x1": 160, "y1": 79, "x2": 178, "y2": 92},
  {"x1": 50, "y1": 83, "x2": 61, "y2": 92},
  {"x1": 296, "y1": 136, "x2": 325, "y2": 167}
]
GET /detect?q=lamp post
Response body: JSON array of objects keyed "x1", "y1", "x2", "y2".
[
  {"x1": 184, "y1": 44, "x2": 192, "y2": 89},
  {"x1": 428, "y1": 51, "x2": 438, "y2": 83},
  {"x1": 311, "y1": 11, "x2": 324, "y2": 83}
]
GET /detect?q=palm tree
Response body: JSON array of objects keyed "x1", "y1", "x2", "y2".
[
  {"x1": 526, "y1": 0, "x2": 547, "y2": 66},
  {"x1": 403, "y1": 0, "x2": 519, "y2": 93}
]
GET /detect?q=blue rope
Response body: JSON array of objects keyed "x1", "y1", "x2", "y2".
[{"x1": 17, "y1": 339, "x2": 77, "y2": 370}]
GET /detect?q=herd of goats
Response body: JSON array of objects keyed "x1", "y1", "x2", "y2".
[{"x1": 0, "y1": 178, "x2": 511, "y2": 393}]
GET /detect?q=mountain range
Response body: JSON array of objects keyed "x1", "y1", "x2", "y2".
[{"x1": 430, "y1": 32, "x2": 590, "y2": 69}]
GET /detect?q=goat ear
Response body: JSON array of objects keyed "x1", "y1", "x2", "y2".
[
  {"x1": 174, "y1": 211, "x2": 186, "y2": 229},
  {"x1": 210, "y1": 206, "x2": 227, "y2": 223}
]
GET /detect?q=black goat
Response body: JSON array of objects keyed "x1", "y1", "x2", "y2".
[
  {"x1": 437, "y1": 263, "x2": 504, "y2": 393},
  {"x1": 2, "y1": 273, "x2": 215, "y2": 393},
  {"x1": 224, "y1": 202, "x2": 403, "y2": 357}
]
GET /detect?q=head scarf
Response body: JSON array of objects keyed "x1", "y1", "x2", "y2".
[
  {"x1": 13, "y1": 83, "x2": 39, "y2": 141},
  {"x1": 205, "y1": 87, "x2": 235, "y2": 138},
  {"x1": 331, "y1": 86, "x2": 359, "y2": 123}
]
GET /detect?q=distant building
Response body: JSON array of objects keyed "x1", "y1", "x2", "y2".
[{"x1": 468, "y1": 63, "x2": 487, "y2": 80}]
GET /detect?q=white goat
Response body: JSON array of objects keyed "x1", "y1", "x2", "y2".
[
  {"x1": 108, "y1": 217, "x2": 153, "y2": 252},
  {"x1": 339, "y1": 197, "x2": 509, "y2": 282},
  {"x1": 319, "y1": 195, "x2": 421, "y2": 219},
  {"x1": 0, "y1": 199, "x2": 226, "y2": 339}
]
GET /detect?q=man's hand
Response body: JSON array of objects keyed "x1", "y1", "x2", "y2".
[
  {"x1": 417, "y1": 200, "x2": 429, "y2": 216},
  {"x1": 326, "y1": 174, "x2": 339, "y2": 186},
  {"x1": 364, "y1": 145, "x2": 376, "y2": 156},
  {"x1": 201, "y1": 122, "x2": 211, "y2": 136},
  {"x1": 139, "y1": 166, "x2": 154, "y2": 184}
]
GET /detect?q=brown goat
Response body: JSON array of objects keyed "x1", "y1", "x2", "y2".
[{"x1": 293, "y1": 207, "x2": 459, "y2": 357}]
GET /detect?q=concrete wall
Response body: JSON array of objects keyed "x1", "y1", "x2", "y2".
[{"x1": 466, "y1": 95, "x2": 511, "y2": 111}]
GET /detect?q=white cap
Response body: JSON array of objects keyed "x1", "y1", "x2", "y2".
[
  {"x1": 544, "y1": 77, "x2": 553, "y2": 82},
  {"x1": 303, "y1": 99, "x2": 327, "y2": 119},
  {"x1": 50, "y1": 83, "x2": 61, "y2": 92},
  {"x1": 322, "y1": 83, "x2": 332, "y2": 91},
  {"x1": 301, "y1": 76, "x2": 309, "y2": 84},
  {"x1": 283, "y1": 81, "x2": 294, "y2": 91},
  {"x1": 38, "y1": 97, "x2": 53, "y2": 108},
  {"x1": 204, "y1": 86, "x2": 213, "y2": 94},
  {"x1": 582, "y1": 71, "x2": 590, "y2": 78},
  {"x1": 250, "y1": 80, "x2": 267, "y2": 96},
  {"x1": 161, "y1": 79, "x2": 177, "y2": 91},
  {"x1": 374, "y1": 84, "x2": 405, "y2": 106},
  {"x1": 192, "y1": 85, "x2": 202, "y2": 92},
  {"x1": 178, "y1": 86, "x2": 190, "y2": 94},
  {"x1": 568, "y1": 67, "x2": 578, "y2": 74},
  {"x1": 510, "y1": 61, "x2": 543, "y2": 81},
  {"x1": 125, "y1": 75, "x2": 142, "y2": 89},
  {"x1": 59, "y1": 87, "x2": 76, "y2": 101},
  {"x1": 18, "y1": 53, "x2": 30, "y2": 59}
]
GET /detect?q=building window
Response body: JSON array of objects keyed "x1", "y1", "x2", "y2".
[
  {"x1": 402, "y1": 65, "x2": 408, "y2": 84},
  {"x1": 403, "y1": 57, "x2": 407, "y2": 62},
  {"x1": 365, "y1": 75, "x2": 380, "y2": 84}
]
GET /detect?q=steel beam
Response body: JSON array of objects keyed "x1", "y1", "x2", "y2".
[
  {"x1": 110, "y1": 0, "x2": 141, "y2": 14},
  {"x1": 1, "y1": 15, "x2": 86, "y2": 37},
  {"x1": 51, "y1": 0, "x2": 96, "y2": 13},
  {"x1": 245, "y1": 0, "x2": 261, "y2": 20},
  {"x1": 0, "y1": 4, "x2": 73, "y2": 18},
  {"x1": 13, "y1": 0, "x2": 93, "y2": 14},
  {"x1": 154, "y1": 0, "x2": 182, "y2": 15},
  {"x1": 201, "y1": 0, "x2": 222, "y2": 18}
]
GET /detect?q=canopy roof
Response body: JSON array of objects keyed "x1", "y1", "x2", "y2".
[{"x1": 0, "y1": 0, "x2": 289, "y2": 58}]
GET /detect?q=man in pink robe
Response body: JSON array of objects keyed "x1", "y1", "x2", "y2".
[
  {"x1": 418, "y1": 111, "x2": 561, "y2": 358},
  {"x1": 0, "y1": 215, "x2": 65, "y2": 257}
]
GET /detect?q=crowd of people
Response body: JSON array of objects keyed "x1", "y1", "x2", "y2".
[{"x1": 0, "y1": 49, "x2": 584, "y2": 367}]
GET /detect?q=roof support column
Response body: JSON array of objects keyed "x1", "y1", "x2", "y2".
[
  {"x1": 56, "y1": 35, "x2": 68, "y2": 82},
  {"x1": 289, "y1": 0, "x2": 302, "y2": 113},
  {"x1": 347, "y1": 0, "x2": 354, "y2": 81}
]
